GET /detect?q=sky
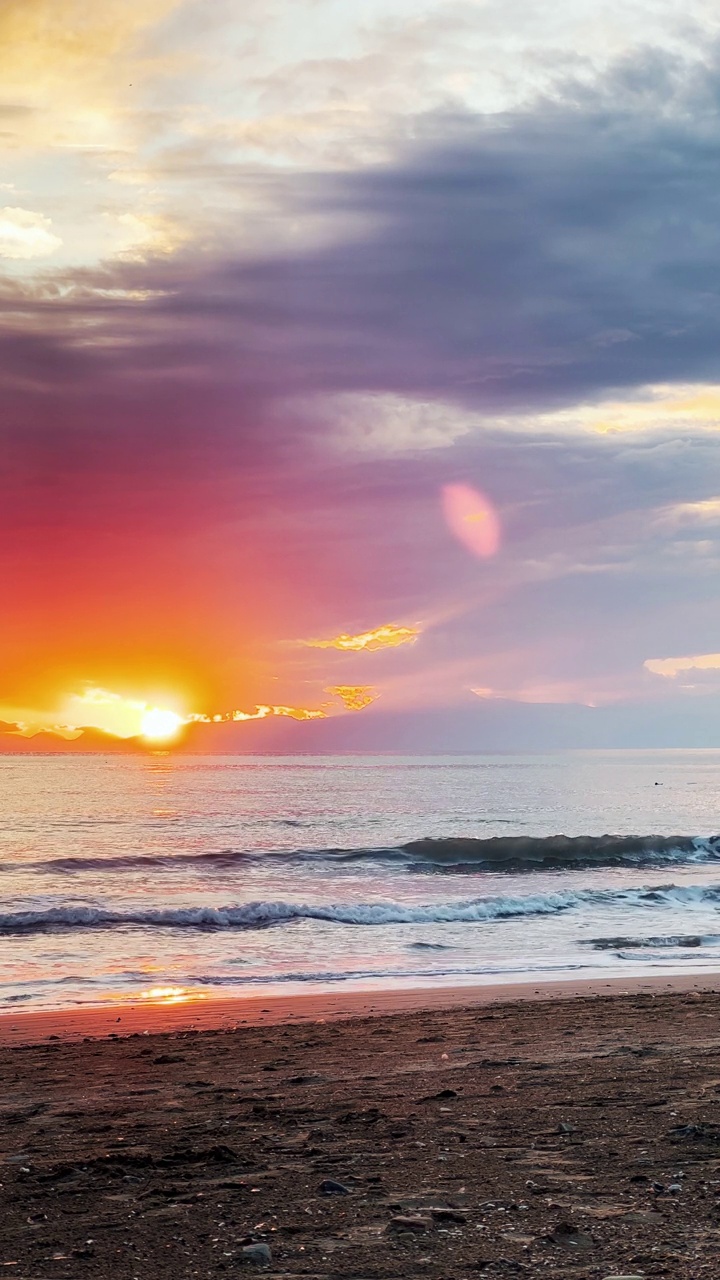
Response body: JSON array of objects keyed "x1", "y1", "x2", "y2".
[{"x1": 4, "y1": 0, "x2": 720, "y2": 751}]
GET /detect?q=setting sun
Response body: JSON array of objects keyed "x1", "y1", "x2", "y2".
[{"x1": 140, "y1": 708, "x2": 184, "y2": 741}]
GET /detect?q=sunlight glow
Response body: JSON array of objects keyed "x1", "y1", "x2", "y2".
[
  {"x1": 1, "y1": 684, "x2": 376, "y2": 748},
  {"x1": 137, "y1": 985, "x2": 199, "y2": 1005},
  {"x1": 140, "y1": 708, "x2": 184, "y2": 741}
]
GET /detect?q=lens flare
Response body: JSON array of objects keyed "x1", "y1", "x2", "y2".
[
  {"x1": 140, "y1": 708, "x2": 184, "y2": 741},
  {"x1": 441, "y1": 483, "x2": 500, "y2": 559}
]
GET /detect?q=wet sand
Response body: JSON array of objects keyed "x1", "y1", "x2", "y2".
[
  {"x1": 1, "y1": 971, "x2": 719, "y2": 1046},
  {"x1": 3, "y1": 981, "x2": 720, "y2": 1277}
]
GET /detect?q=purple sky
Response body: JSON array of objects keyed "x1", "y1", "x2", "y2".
[{"x1": 3, "y1": 0, "x2": 720, "y2": 749}]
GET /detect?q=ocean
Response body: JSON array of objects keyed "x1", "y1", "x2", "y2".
[{"x1": 3, "y1": 750, "x2": 720, "y2": 1013}]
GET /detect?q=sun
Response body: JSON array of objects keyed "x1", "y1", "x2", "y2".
[{"x1": 140, "y1": 707, "x2": 184, "y2": 742}]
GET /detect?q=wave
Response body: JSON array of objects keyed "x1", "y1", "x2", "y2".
[
  {"x1": 11, "y1": 851, "x2": 262, "y2": 874},
  {"x1": 185, "y1": 961, "x2": 588, "y2": 986},
  {"x1": 399, "y1": 834, "x2": 720, "y2": 870},
  {"x1": 586, "y1": 933, "x2": 720, "y2": 950},
  {"x1": 3, "y1": 881, "x2": 720, "y2": 935},
  {"x1": 9, "y1": 833, "x2": 720, "y2": 877}
]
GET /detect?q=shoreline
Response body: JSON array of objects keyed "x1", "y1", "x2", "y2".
[{"x1": 3, "y1": 968, "x2": 719, "y2": 1044}]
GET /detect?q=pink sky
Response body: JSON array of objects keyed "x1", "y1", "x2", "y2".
[{"x1": 4, "y1": 1, "x2": 720, "y2": 749}]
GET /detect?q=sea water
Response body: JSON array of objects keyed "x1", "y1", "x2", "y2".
[{"x1": 2, "y1": 750, "x2": 720, "y2": 1012}]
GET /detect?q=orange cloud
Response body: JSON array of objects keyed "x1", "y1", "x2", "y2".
[
  {"x1": 304, "y1": 623, "x2": 420, "y2": 651},
  {"x1": 189, "y1": 704, "x2": 326, "y2": 724},
  {"x1": 3, "y1": 721, "x2": 80, "y2": 741},
  {"x1": 0, "y1": 688, "x2": 329, "y2": 744},
  {"x1": 326, "y1": 685, "x2": 377, "y2": 711},
  {"x1": 0, "y1": 686, "x2": 186, "y2": 740}
]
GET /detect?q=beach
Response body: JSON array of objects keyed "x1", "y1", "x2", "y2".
[
  {"x1": 5, "y1": 754, "x2": 720, "y2": 1277},
  {"x1": 3, "y1": 981, "x2": 720, "y2": 1278}
]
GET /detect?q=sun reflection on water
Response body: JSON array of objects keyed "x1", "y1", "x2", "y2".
[{"x1": 137, "y1": 985, "x2": 205, "y2": 1005}]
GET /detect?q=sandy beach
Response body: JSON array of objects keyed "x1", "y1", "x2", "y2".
[{"x1": 3, "y1": 981, "x2": 720, "y2": 1278}]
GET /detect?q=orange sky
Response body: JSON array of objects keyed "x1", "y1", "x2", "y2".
[{"x1": 5, "y1": 1, "x2": 720, "y2": 750}]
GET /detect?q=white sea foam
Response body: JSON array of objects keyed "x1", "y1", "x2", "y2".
[{"x1": 3, "y1": 882, "x2": 720, "y2": 934}]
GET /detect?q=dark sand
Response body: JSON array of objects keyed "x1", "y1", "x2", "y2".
[{"x1": 3, "y1": 981, "x2": 720, "y2": 1277}]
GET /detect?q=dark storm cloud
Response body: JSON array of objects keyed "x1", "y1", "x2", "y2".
[
  {"x1": 4, "y1": 44, "x2": 720, "y2": 587},
  {"x1": 133, "y1": 47, "x2": 720, "y2": 408},
  {"x1": 242, "y1": 107, "x2": 720, "y2": 408},
  {"x1": 5, "y1": 44, "x2": 720, "y2": 418}
]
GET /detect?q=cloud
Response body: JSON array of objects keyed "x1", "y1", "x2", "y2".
[
  {"x1": 0, "y1": 686, "x2": 188, "y2": 740},
  {"x1": 501, "y1": 385, "x2": 720, "y2": 439},
  {"x1": 9, "y1": 37, "x2": 720, "y2": 743},
  {"x1": 198, "y1": 0, "x2": 720, "y2": 171},
  {"x1": 0, "y1": 0, "x2": 180, "y2": 123},
  {"x1": 0, "y1": 685, "x2": 380, "y2": 749},
  {"x1": 114, "y1": 212, "x2": 190, "y2": 261},
  {"x1": 303, "y1": 623, "x2": 420, "y2": 651},
  {"x1": 471, "y1": 680, "x2": 622, "y2": 707},
  {"x1": 326, "y1": 685, "x2": 377, "y2": 710},
  {"x1": 233, "y1": 705, "x2": 326, "y2": 722},
  {"x1": 11, "y1": 44, "x2": 720, "y2": 415},
  {"x1": 188, "y1": 704, "x2": 327, "y2": 724},
  {"x1": 12, "y1": 44, "x2": 720, "y2": 413},
  {"x1": 0, "y1": 687, "x2": 333, "y2": 741},
  {"x1": 0, "y1": 208, "x2": 61, "y2": 259},
  {"x1": 61, "y1": 686, "x2": 152, "y2": 736},
  {"x1": 658, "y1": 497, "x2": 720, "y2": 527},
  {"x1": 644, "y1": 653, "x2": 720, "y2": 678}
]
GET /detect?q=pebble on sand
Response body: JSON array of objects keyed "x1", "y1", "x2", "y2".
[
  {"x1": 388, "y1": 1215, "x2": 434, "y2": 1233},
  {"x1": 241, "y1": 1243, "x2": 272, "y2": 1266},
  {"x1": 318, "y1": 1178, "x2": 351, "y2": 1195}
]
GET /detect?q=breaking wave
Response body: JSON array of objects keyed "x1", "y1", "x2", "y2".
[
  {"x1": 10, "y1": 833, "x2": 720, "y2": 877},
  {"x1": 3, "y1": 881, "x2": 720, "y2": 935}
]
